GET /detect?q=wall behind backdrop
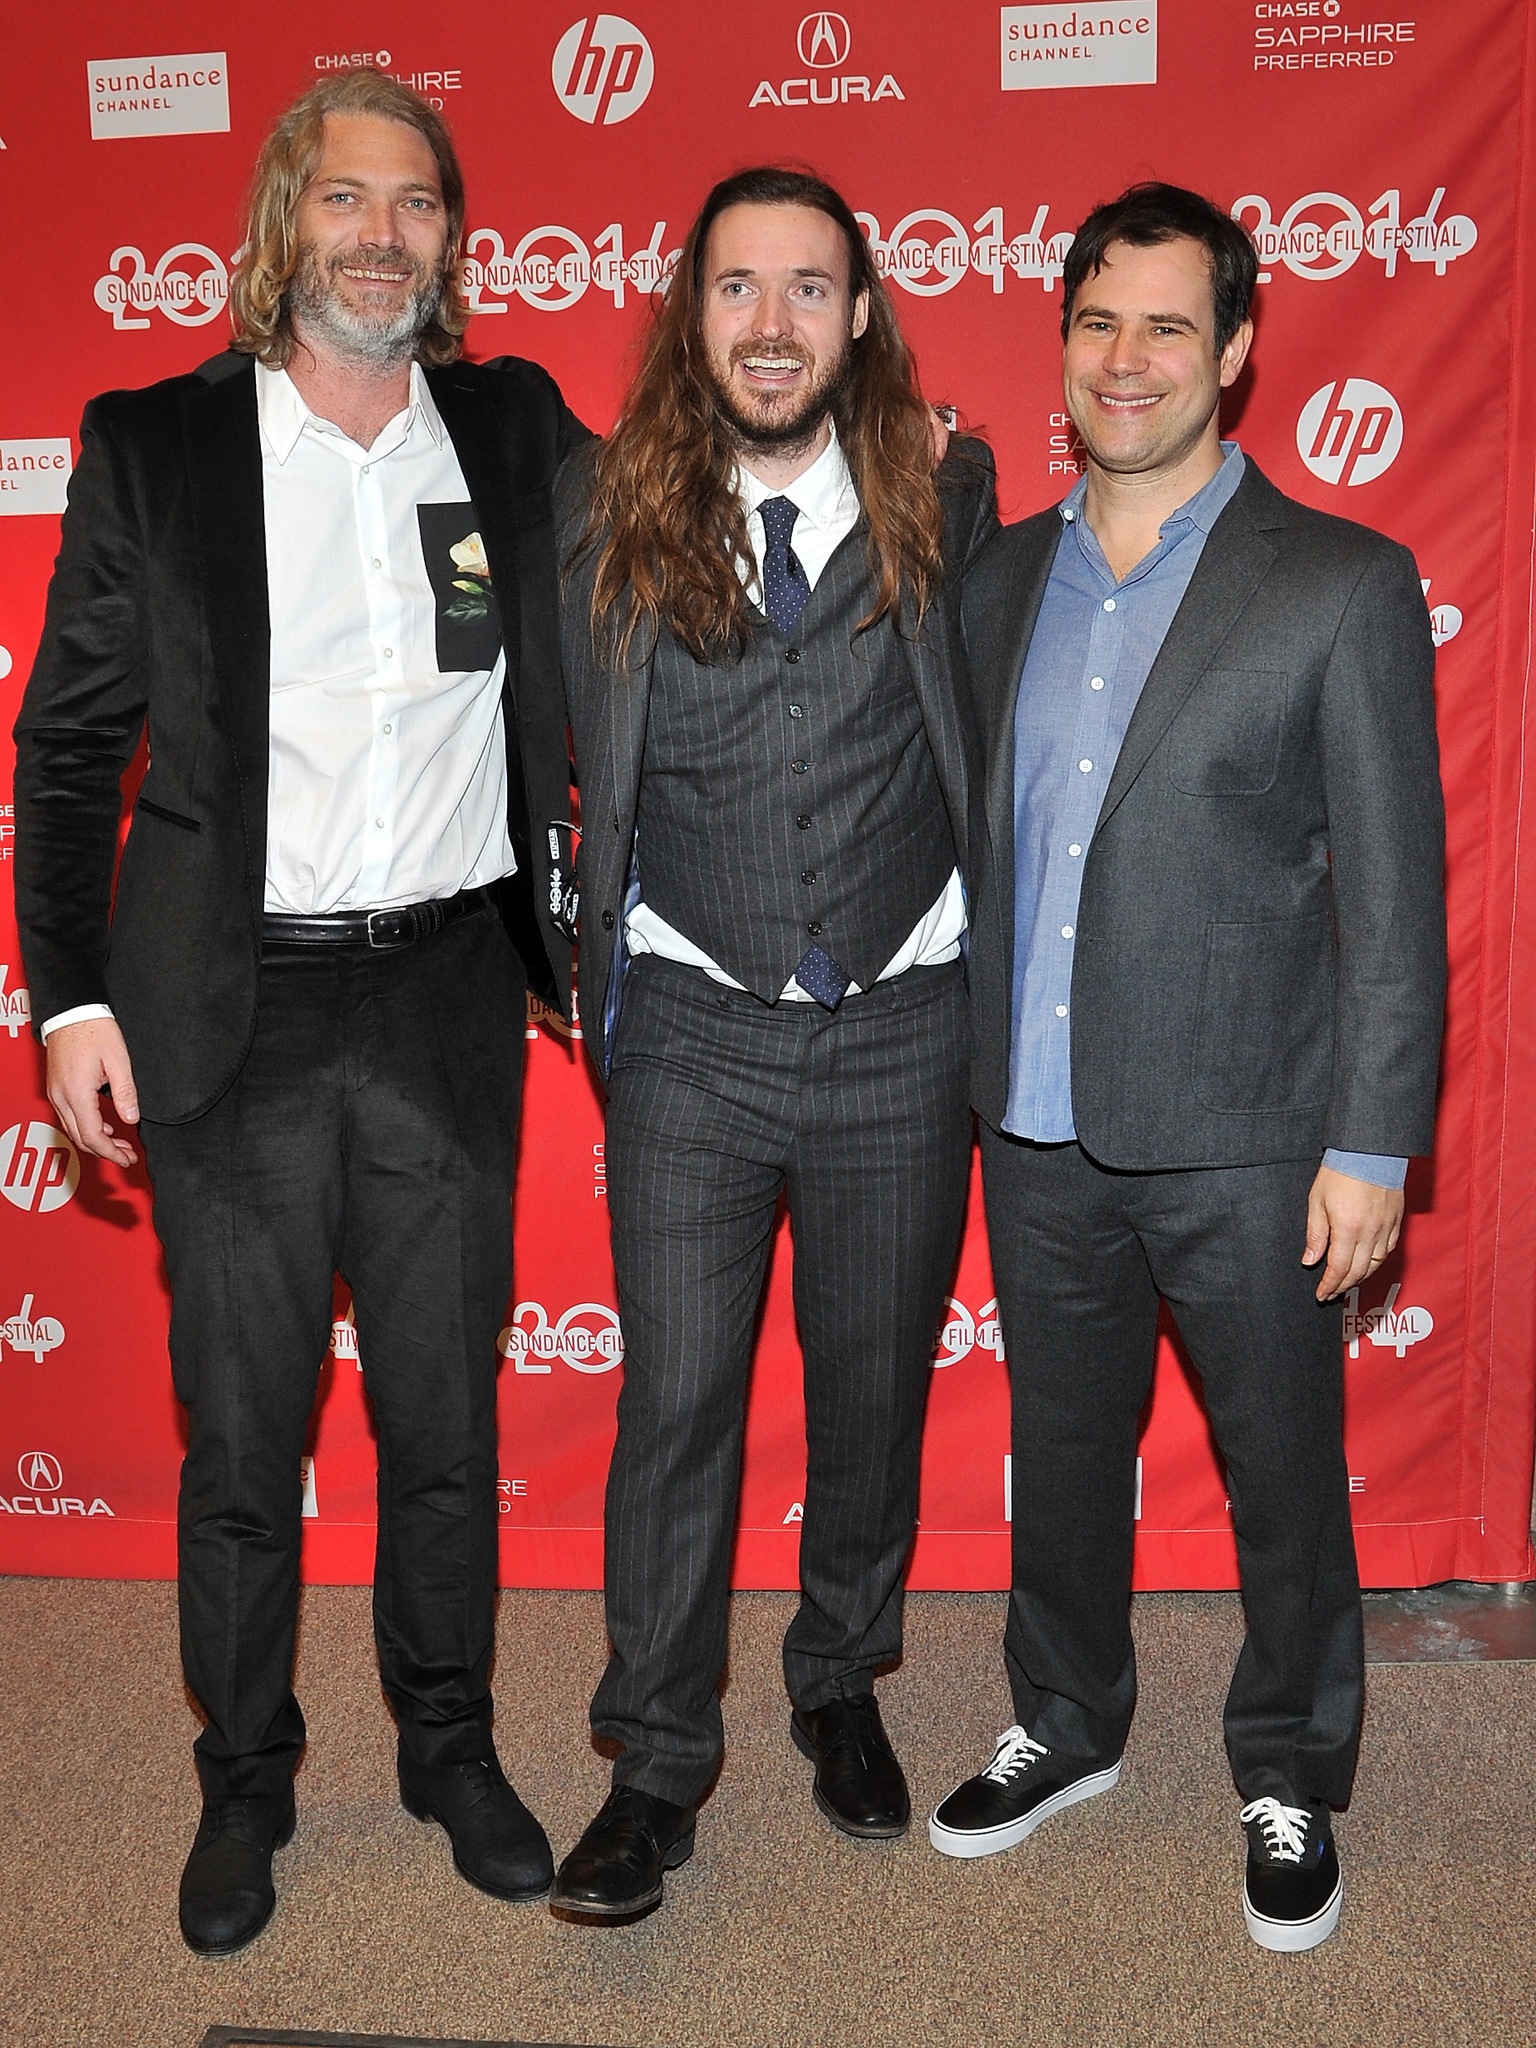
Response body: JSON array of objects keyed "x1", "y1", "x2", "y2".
[{"x1": 2, "y1": 0, "x2": 1535, "y2": 1592}]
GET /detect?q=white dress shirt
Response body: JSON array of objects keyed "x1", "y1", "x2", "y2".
[
  {"x1": 259, "y1": 361, "x2": 514, "y2": 914},
  {"x1": 625, "y1": 425, "x2": 965, "y2": 998},
  {"x1": 43, "y1": 362, "x2": 515, "y2": 1038}
]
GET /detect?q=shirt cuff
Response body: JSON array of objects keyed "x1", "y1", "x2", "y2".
[
  {"x1": 1322, "y1": 1148, "x2": 1408, "y2": 1190},
  {"x1": 40, "y1": 1003, "x2": 115, "y2": 1043}
]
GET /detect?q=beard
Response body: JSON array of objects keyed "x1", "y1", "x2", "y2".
[
  {"x1": 706, "y1": 334, "x2": 855, "y2": 460},
  {"x1": 287, "y1": 240, "x2": 446, "y2": 369}
]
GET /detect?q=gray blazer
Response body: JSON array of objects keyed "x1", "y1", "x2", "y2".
[
  {"x1": 964, "y1": 458, "x2": 1447, "y2": 1169},
  {"x1": 558, "y1": 439, "x2": 999, "y2": 1076}
]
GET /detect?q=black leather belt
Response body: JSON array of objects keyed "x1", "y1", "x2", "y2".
[{"x1": 262, "y1": 886, "x2": 493, "y2": 950}]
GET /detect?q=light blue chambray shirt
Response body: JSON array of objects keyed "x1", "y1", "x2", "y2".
[{"x1": 1003, "y1": 443, "x2": 1405, "y2": 1190}]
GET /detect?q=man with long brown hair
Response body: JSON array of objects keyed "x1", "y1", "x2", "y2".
[
  {"x1": 13, "y1": 70, "x2": 588, "y2": 1952},
  {"x1": 551, "y1": 166, "x2": 996, "y2": 1922}
]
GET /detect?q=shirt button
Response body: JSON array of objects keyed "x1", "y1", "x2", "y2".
[
  {"x1": 382, "y1": 722, "x2": 393, "y2": 735},
  {"x1": 375, "y1": 817, "x2": 385, "y2": 829},
  {"x1": 789, "y1": 704, "x2": 804, "y2": 719},
  {"x1": 383, "y1": 648, "x2": 394, "y2": 660},
  {"x1": 786, "y1": 648, "x2": 802, "y2": 664},
  {"x1": 371, "y1": 558, "x2": 382, "y2": 570},
  {"x1": 801, "y1": 870, "x2": 817, "y2": 885},
  {"x1": 1068, "y1": 843, "x2": 1082, "y2": 857},
  {"x1": 791, "y1": 759, "x2": 809, "y2": 774},
  {"x1": 1061, "y1": 925, "x2": 1074, "y2": 939},
  {"x1": 1079, "y1": 759, "x2": 1093, "y2": 773},
  {"x1": 1063, "y1": 508, "x2": 1076, "y2": 522},
  {"x1": 798, "y1": 814, "x2": 812, "y2": 829},
  {"x1": 1055, "y1": 1004, "x2": 1068, "y2": 1018},
  {"x1": 807, "y1": 922, "x2": 823, "y2": 936},
  {"x1": 1103, "y1": 598, "x2": 1116, "y2": 612},
  {"x1": 1090, "y1": 676, "x2": 1105, "y2": 690},
  {"x1": 361, "y1": 464, "x2": 371, "y2": 474}
]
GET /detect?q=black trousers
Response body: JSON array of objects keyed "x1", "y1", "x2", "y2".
[
  {"x1": 593, "y1": 955, "x2": 973, "y2": 1806},
  {"x1": 140, "y1": 907, "x2": 526, "y2": 1800},
  {"x1": 980, "y1": 1127, "x2": 1364, "y2": 1810}
]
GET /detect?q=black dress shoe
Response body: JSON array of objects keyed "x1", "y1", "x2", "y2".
[
  {"x1": 398, "y1": 1755, "x2": 554, "y2": 1901},
  {"x1": 178, "y1": 1787, "x2": 296, "y2": 1958},
  {"x1": 549, "y1": 1785, "x2": 696, "y2": 1922},
  {"x1": 790, "y1": 1694, "x2": 910, "y2": 1839}
]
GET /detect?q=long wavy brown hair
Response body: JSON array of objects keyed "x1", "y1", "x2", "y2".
[
  {"x1": 578, "y1": 166, "x2": 944, "y2": 665},
  {"x1": 229, "y1": 68, "x2": 468, "y2": 370}
]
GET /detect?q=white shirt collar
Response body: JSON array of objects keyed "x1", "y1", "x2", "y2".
[
  {"x1": 736, "y1": 421, "x2": 858, "y2": 532},
  {"x1": 255, "y1": 358, "x2": 444, "y2": 465}
]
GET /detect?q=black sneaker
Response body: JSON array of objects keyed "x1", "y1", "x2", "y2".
[
  {"x1": 1241, "y1": 1797, "x2": 1343, "y2": 1952},
  {"x1": 928, "y1": 1725, "x2": 1122, "y2": 1859}
]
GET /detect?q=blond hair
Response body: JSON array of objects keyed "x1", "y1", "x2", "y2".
[{"x1": 229, "y1": 68, "x2": 468, "y2": 368}]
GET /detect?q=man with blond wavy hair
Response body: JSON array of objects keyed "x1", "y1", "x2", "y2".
[{"x1": 13, "y1": 69, "x2": 588, "y2": 1953}]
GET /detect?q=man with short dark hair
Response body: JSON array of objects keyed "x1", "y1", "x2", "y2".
[
  {"x1": 13, "y1": 71, "x2": 587, "y2": 1953},
  {"x1": 552, "y1": 167, "x2": 996, "y2": 1921},
  {"x1": 929, "y1": 183, "x2": 1445, "y2": 1952}
]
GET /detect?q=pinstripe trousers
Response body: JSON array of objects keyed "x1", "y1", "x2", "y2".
[{"x1": 592, "y1": 953, "x2": 973, "y2": 1805}]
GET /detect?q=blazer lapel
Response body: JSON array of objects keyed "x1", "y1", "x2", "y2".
[
  {"x1": 1093, "y1": 497, "x2": 1279, "y2": 833},
  {"x1": 182, "y1": 357, "x2": 269, "y2": 883},
  {"x1": 430, "y1": 367, "x2": 524, "y2": 699},
  {"x1": 983, "y1": 521, "x2": 1060, "y2": 859}
]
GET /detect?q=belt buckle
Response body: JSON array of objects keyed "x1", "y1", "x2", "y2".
[{"x1": 366, "y1": 908, "x2": 410, "y2": 949}]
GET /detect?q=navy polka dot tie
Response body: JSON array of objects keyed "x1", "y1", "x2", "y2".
[{"x1": 758, "y1": 495, "x2": 812, "y2": 638}]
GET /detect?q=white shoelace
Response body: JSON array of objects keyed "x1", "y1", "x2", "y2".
[
  {"x1": 981, "y1": 1725, "x2": 1051, "y2": 1785},
  {"x1": 1240, "y1": 1796, "x2": 1312, "y2": 1864}
]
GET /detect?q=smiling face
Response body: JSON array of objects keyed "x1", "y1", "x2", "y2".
[
  {"x1": 287, "y1": 111, "x2": 451, "y2": 368},
  {"x1": 699, "y1": 201, "x2": 870, "y2": 458},
  {"x1": 1062, "y1": 235, "x2": 1252, "y2": 482}
]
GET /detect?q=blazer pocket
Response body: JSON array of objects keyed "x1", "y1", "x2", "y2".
[
  {"x1": 1193, "y1": 912, "x2": 1334, "y2": 1114},
  {"x1": 135, "y1": 795, "x2": 201, "y2": 832},
  {"x1": 1166, "y1": 668, "x2": 1287, "y2": 796}
]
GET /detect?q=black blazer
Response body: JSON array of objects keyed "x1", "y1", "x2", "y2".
[
  {"x1": 12, "y1": 349, "x2": 591, "y2": 1123},
  {"x1": 964, "y1": 458, "x2": 1447, "y2": 1168},
  {"x1": 557, "y1": 437, "x2": 1000, "y2": 1076}
]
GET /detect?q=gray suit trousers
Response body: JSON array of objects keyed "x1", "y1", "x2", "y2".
[
  {"x1": 981, "y1": 1127, "x2": 1364, "y2": 1809},
  {"x1": 593, "y1": 954, "x2": 972, "y2": 1804}
]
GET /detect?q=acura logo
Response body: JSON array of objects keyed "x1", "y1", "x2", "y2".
[
  {"x1": 18, "y1": 1450, "x2": 62, "y2": 1493},
  {"x1": 798, "y1": 11, "x2": 851, "y2": 66}
]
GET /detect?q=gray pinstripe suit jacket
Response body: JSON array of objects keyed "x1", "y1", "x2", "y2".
[{"x1": 557, "y1": 438, "x2": 999, "y2": 1075}]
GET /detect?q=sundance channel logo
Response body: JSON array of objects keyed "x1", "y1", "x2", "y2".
[
  {"x1": 0, "y1": 441, "x2": 71, "y2": 518},
  {"x1": 87, "y1": 52, "x2": 230, "y2": 141},
  {"x1": 1001, "y1": 4, "x2": 1157, "y2": 91}
]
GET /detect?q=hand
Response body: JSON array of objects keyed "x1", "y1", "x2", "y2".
[
  {"x1": 1302, "y1": 1164, "x2": 1404, "y2": 1302},
  {"x1": 46, "y1": 1018, "x2": 140, "y2": 1168},
  {"x1": 929, "y1": 403, "x2": 954, "y2": 463}
]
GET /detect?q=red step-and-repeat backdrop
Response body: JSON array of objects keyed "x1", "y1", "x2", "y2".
[{"x1": 3, "y1": 1, "x2": 1535, "y2": 1592}]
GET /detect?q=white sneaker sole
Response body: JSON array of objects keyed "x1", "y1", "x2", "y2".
[
  {"x1": 1243, "y1": 1870, "x2": 1343, "y2": 1953},
  {"x1": 928, "y1": 1759, "x2": 1122, "y2": 1859}
]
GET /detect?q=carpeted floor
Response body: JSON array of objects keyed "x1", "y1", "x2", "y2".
[{"x1": 1, "y1": 1577, "x2": 1532, "y2": 2048}]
